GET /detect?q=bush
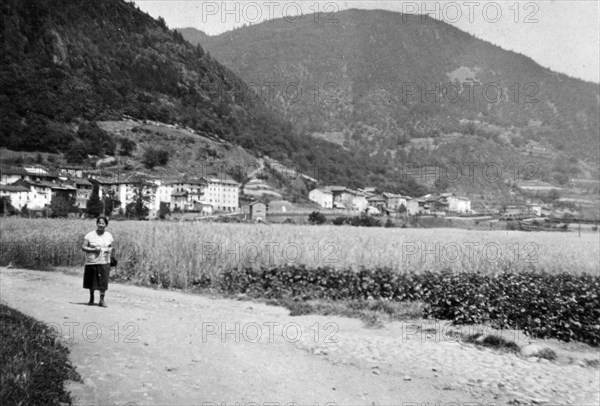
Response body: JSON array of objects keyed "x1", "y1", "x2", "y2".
[
  {"x1": 142, "y1": 147, "x2": 169, "y2": 169},
  {"x1": 0, "y1": 304, "x2": 80, "y2": 405},
  {"x1": 332, "y1": 216, "x2": 347, "y2": 226},
  {"x1": 218, "y1": 266, "x2": 600, "y2": 346},
  {"x1": 332, "y1": 215, "x2": 382, "y2": 227},
  {"x1": 384, "y1": 218, "x2": 395, "y2": 228},
  {"x1": 308, "y1": 211, "x2": 326, "y2": 225}
]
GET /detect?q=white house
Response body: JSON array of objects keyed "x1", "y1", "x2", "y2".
[
  {"x1": 406, "y1": 199, "x2": 420, "y2": 215},
  {"x1": 0, "y1": 185, "x2": 29, "y2": 210},
  {"x1": 365, "y1": 206, "x2": 380, "y2": 215},
  {"x1": 13, "y1": 180, "x2": 52, "y2": 209},
  {"x1": 309, "y1": 188, "x2": 333, "y2": 209},
  {"x1": 168, "y1": 180, "x2": 205, "y2": 211},
  {"x1": 154, "y1": 182, "x2": 173, "y2": 213},
  {"x1": 351, "y1": 193, "x2": 369, "y2": 211},
  {"x1": 201, "y1": 176, "x2": 240, "y2": 212},
  {"x1": 447, "y1": 196, "x2": 471, "y2": 214}
]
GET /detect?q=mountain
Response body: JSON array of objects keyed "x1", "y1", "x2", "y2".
[
  {"x1": 1, "y1": 0, "x2": 429, "y2": 193},
  {"x1": 184, "y1": 9, "x2": 600, "y2": 197},
  {"x1": 178, "y1": 27, "x2": 210, "y2": 46}
]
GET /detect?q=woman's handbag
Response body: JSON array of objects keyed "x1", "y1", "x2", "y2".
[{"x1": 110, "y1": 256, "x2": 118, "y2": 267}]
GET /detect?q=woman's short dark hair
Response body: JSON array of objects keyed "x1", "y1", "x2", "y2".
[{"x1": 96, "y1": 216, "x2": 109, "y2": 226}]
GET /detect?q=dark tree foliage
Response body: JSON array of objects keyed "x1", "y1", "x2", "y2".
[
  {"x1": 50, "y1": 195, "x2": 77, "y2": 218},
  {"x1": 0, "y1": 0, "x2": 434, "y2": 192},
  {"x1": 158, "y1": 201, "x2": 171, "y2": 219},
  {"x1": 125, "y1": 179, "x2": 151, "y2": 218},
  {"x1": 308, "y1": 211, "x2": 326, "y2": 225},
  {"x1": 77, "y1": 122, "x2": 116, "y2": 156},
  {"x1": 118, "y1": 137, "x2": 136, "y2": 156},
  {"x1": 143, "y1": 147, "x2": 169, "y2": 169},
  {"x1": 65, "y1": 141, "x2": 88, "y2": 164},
  {"x1": 0, "y1": 196, "x2": 17, "y2": 215},
  {"x1": 85, "y1": 183, "x2": 103, "y2": 217}
]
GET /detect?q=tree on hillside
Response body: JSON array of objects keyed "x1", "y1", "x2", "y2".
[
  {"x1": 143, "y1": 147, "x2": 169, "y2": 169},
  {"x1": 119, "y1": 137, "x2": 136, "y2": 156},
  {"x1": 86, "y1": 183, "x2": 103, "y2": 217},
  {"x1": 78, "y1": 121, "x2": 115, "y2": 156},
  {"x1": 65, "y1": 141, "x2": 88, "y2": 164}
]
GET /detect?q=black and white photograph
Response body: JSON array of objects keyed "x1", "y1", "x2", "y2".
[{"x1": 1, "y1": 0, "x2": 599, "y2": 405}]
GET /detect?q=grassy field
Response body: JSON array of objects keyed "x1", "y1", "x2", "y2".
[
  {"x1": 0, "y1": 303, "x2": 80, "y2": 405},
  {"x1": 1, "y1": 218, "x2": 598, "y2": 288},
  {"x1": 2, "y1": 218, "x2": 599, "y2": 344}
]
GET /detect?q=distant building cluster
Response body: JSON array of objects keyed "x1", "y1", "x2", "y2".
[
  {"x1": 0, "y1": 165, "x2": 240, "y2": 217},
  {"x1": 309, "y1": 186, "x2": 472, "y2": 216}
]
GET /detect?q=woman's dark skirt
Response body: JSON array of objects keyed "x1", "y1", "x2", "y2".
[{"x1": 83, "y1": 264, "x2": 110, "y2": 291}]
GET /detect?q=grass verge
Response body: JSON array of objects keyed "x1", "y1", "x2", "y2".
[{"x1": 0, "y1": 303, "x2": 81, "y2": 406}]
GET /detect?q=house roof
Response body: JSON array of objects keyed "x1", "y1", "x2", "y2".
[
  {"x1": 166, "y1": 180, "x2": 206, "y2": 186},
  {"x1": 1, "y1": 165, "x2": 57, "y2": 178},
  {"x1": 323, "y1": 186, "x2": 347, "y2": 192},
  {"x1": 202, "y1": 176, "x2": 240, "y2": 186},
  {"x1": 0, "y1": 185, "x2": 29, "y2": 193},
  {"x1": 311, "y1": 188, "x2": 333, "y2": 194},
  {"x1": 14, "y1": 179, "x2": 76, "y2": 190},
  {"x1": 72, "y1": 178, "x2": 92, "y2": 186}
]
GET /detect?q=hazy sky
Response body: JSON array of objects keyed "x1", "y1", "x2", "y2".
[{"x1": 133, "y1": 0, "x2": 600, "y2": 83}]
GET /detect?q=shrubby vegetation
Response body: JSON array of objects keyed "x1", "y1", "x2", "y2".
[
  {"x1": 332, "y1": 214, "x2": 382, "y2": 227},
  {"x1": 219, "y1": 266, "x2": 600, "y2": 346},
  {"x1": 0, "y1": 304, "x2": 80, "y2": 405}
]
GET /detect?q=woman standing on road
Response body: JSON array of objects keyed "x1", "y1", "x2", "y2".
[{"x1": 82, "y1": 216, "x2": 114, "y2": 307}]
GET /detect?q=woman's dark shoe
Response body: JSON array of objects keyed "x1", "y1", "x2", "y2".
[
  {"x1": 87, "y1": 301, "x2": 95, "y2": 306},
  {"x1": 98, "y1": 301, "x2": 107, "y2": 308}
]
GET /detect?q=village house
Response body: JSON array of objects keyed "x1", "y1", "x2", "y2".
[
  {"x1": 1, "y1": 165, "x2": 58, "y2": 185},
  {"x1": 242, "y1": 201, "x2": 266, "y2": 221},
  {"x1": 0, "y1": 185, "x2": 29, "y2": 210},
  {"x1": 365, "y1": 206, "x2": 381, "y2": 215},
  {"x1": 202, "y1": 176, "x2": 240, "y2": 213},
  {"x1": 440, "y1": 193, "x2": 472, "y2": 214},
  {"x1": 382, "y1": 193, "x2": 407, "y2": 211},
  {"x1": 367, "y1": 195, "x2": 387, "y2": 211},
  {"x1": 71, "y1": 178, "x2": 93, "y2": 209},
  {"x1": 13, "y1": 179, "x2": 53, "y2": 209},
  {"x1": 154, "y1": 182, "x2": 173, "y2": 213},
  {"x1": 167, "y1": 180, "x2": 206, "y2": 212},
  {"x1": 406, "y1": 198, "x2": 420, "y2": 215},
  {"x1": 351, "y1": 193, "x2": 369, "y2": 211},
  {"x1": 50, "y1": 183, "x2": 77, "y2": 204},
  {"x1": 308, "y1": 188, "x2": 333, "y2": 209}
]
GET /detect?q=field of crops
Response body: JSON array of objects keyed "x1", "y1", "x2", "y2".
[
  {"x1": 2, "y1": 218, "x2": 599, "y2": 344},
  {"x1": 1, "y1": 218, "x2": 598, "y2": 285}
]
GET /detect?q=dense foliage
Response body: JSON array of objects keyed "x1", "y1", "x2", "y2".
[
  {"x1": 218, "y1": 266, "x2": 600, "y2": 346},
  {"x1": 0, "y1": 0, "x2": 427, "y2": 193},
  {"x1": 197, "y1": 9, "x2": 600, "y2": 166},
  {"x1": 332, "y1": 214, "x2": 382, "y2": 227}
]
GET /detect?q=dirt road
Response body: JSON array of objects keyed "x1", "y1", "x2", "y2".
[{"x1": 1, "y1": 267, "x2": 598, "y2": 405}]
